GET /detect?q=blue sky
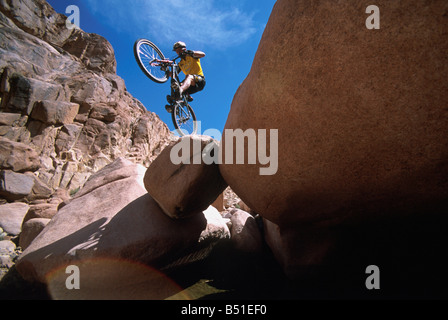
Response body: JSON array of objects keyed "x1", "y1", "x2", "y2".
[{"x1": 46, "y1": 0, "x2": 276, "y2": 135}]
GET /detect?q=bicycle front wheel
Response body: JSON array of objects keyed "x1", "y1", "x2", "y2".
[
  {"x1": 172, "y1": 101, "x2": 198, "y2": 136},
  {"x1": 134, "y1": 39, "x2": 169, "y2": 83}
]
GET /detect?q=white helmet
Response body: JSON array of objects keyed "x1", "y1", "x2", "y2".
[{"x1": 173, "y1": 41, "x2": 186, "y2": 51}]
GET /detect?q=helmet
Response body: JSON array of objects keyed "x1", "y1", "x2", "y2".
[{"x1": 173, "y1": 41, "x2": 186, "y2": 51}]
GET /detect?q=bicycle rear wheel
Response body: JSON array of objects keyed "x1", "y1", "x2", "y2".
[
  {"x1": 134, "y1": 39, "x2": 169, "y2": 83},
  {"x1": 172, "y1": 101, "x2": 198, "y2": 136}
]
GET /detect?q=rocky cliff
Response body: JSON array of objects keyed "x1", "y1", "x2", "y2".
[
  {"x1": 0, "y1": 0, "x2": 172, "y2": 205},
  {"x1": 0, "y1": 0, "x2": 260, "y2": 300}
]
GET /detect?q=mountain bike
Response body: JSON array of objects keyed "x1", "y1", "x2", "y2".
[{"x1": 134, "y1": 39, "x2": 198, "y2": 136}]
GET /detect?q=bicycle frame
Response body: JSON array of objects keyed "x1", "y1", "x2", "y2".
[
  {"x1": 151, "y1": 56, "x2": 182, "y2": 90},
  {"x1": 151, "y1": 56, "x2": 198, "y2": 135}
]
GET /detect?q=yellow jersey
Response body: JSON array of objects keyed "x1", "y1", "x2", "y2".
[{"x1": 179, "y1": 55, "x2": 204, "y2": 77}]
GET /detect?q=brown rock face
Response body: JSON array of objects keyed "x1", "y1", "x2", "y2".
[
  {"x1": 30, "y1": 100, "x2": 80, "y2": 125},
  {"x1": 220, "y1": 0, "x2": 448, "y2": 227},
  {"x1": 62, "y1": 29, "x2": 117, "y2": 74},
  {"x1": 219, "y1": 0, "x2": 448, "y2": 293}
]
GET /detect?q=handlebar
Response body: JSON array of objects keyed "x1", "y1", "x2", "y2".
[
  {"x1": 152, "y1": 56, "x2": 181, "y2": 67},
  {"x1": 152, "y1": 59, "x2": 173, "y2": 66}
]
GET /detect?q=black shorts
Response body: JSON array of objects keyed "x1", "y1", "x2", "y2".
[{"x1": 185, "y1": 75, "x2": 206, "y2": 95}]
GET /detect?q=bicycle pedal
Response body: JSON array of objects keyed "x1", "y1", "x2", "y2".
[{"x1": 165, "y1": 105, "x2": 174, "y2": 113}]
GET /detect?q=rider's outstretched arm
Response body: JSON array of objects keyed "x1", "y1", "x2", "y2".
[{"x1": 188, "y1": 50, "x2": 205, "y2": 58}]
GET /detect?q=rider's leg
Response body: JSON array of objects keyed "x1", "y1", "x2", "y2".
[{"x1": 179, "y1": 75, "x2": 196, "y2": 96}]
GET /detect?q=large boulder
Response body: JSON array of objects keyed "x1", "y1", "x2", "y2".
[
  {"x1": 219, "y1": 0, "x2": 448, "y2": 295},
  {"x1": 16, "y1": 158, "x2": 230, "y2": 299},
  {"x1": 220, "y1": 0, "x2": 448, "y2": 227},
  {"x1": 144, "y1": 135, "x2": 228, "y2": 219}
]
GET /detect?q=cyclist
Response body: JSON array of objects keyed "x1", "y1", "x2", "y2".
[{"x1": 170, "y1": 41, "x2": 206, "y2": 102}]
